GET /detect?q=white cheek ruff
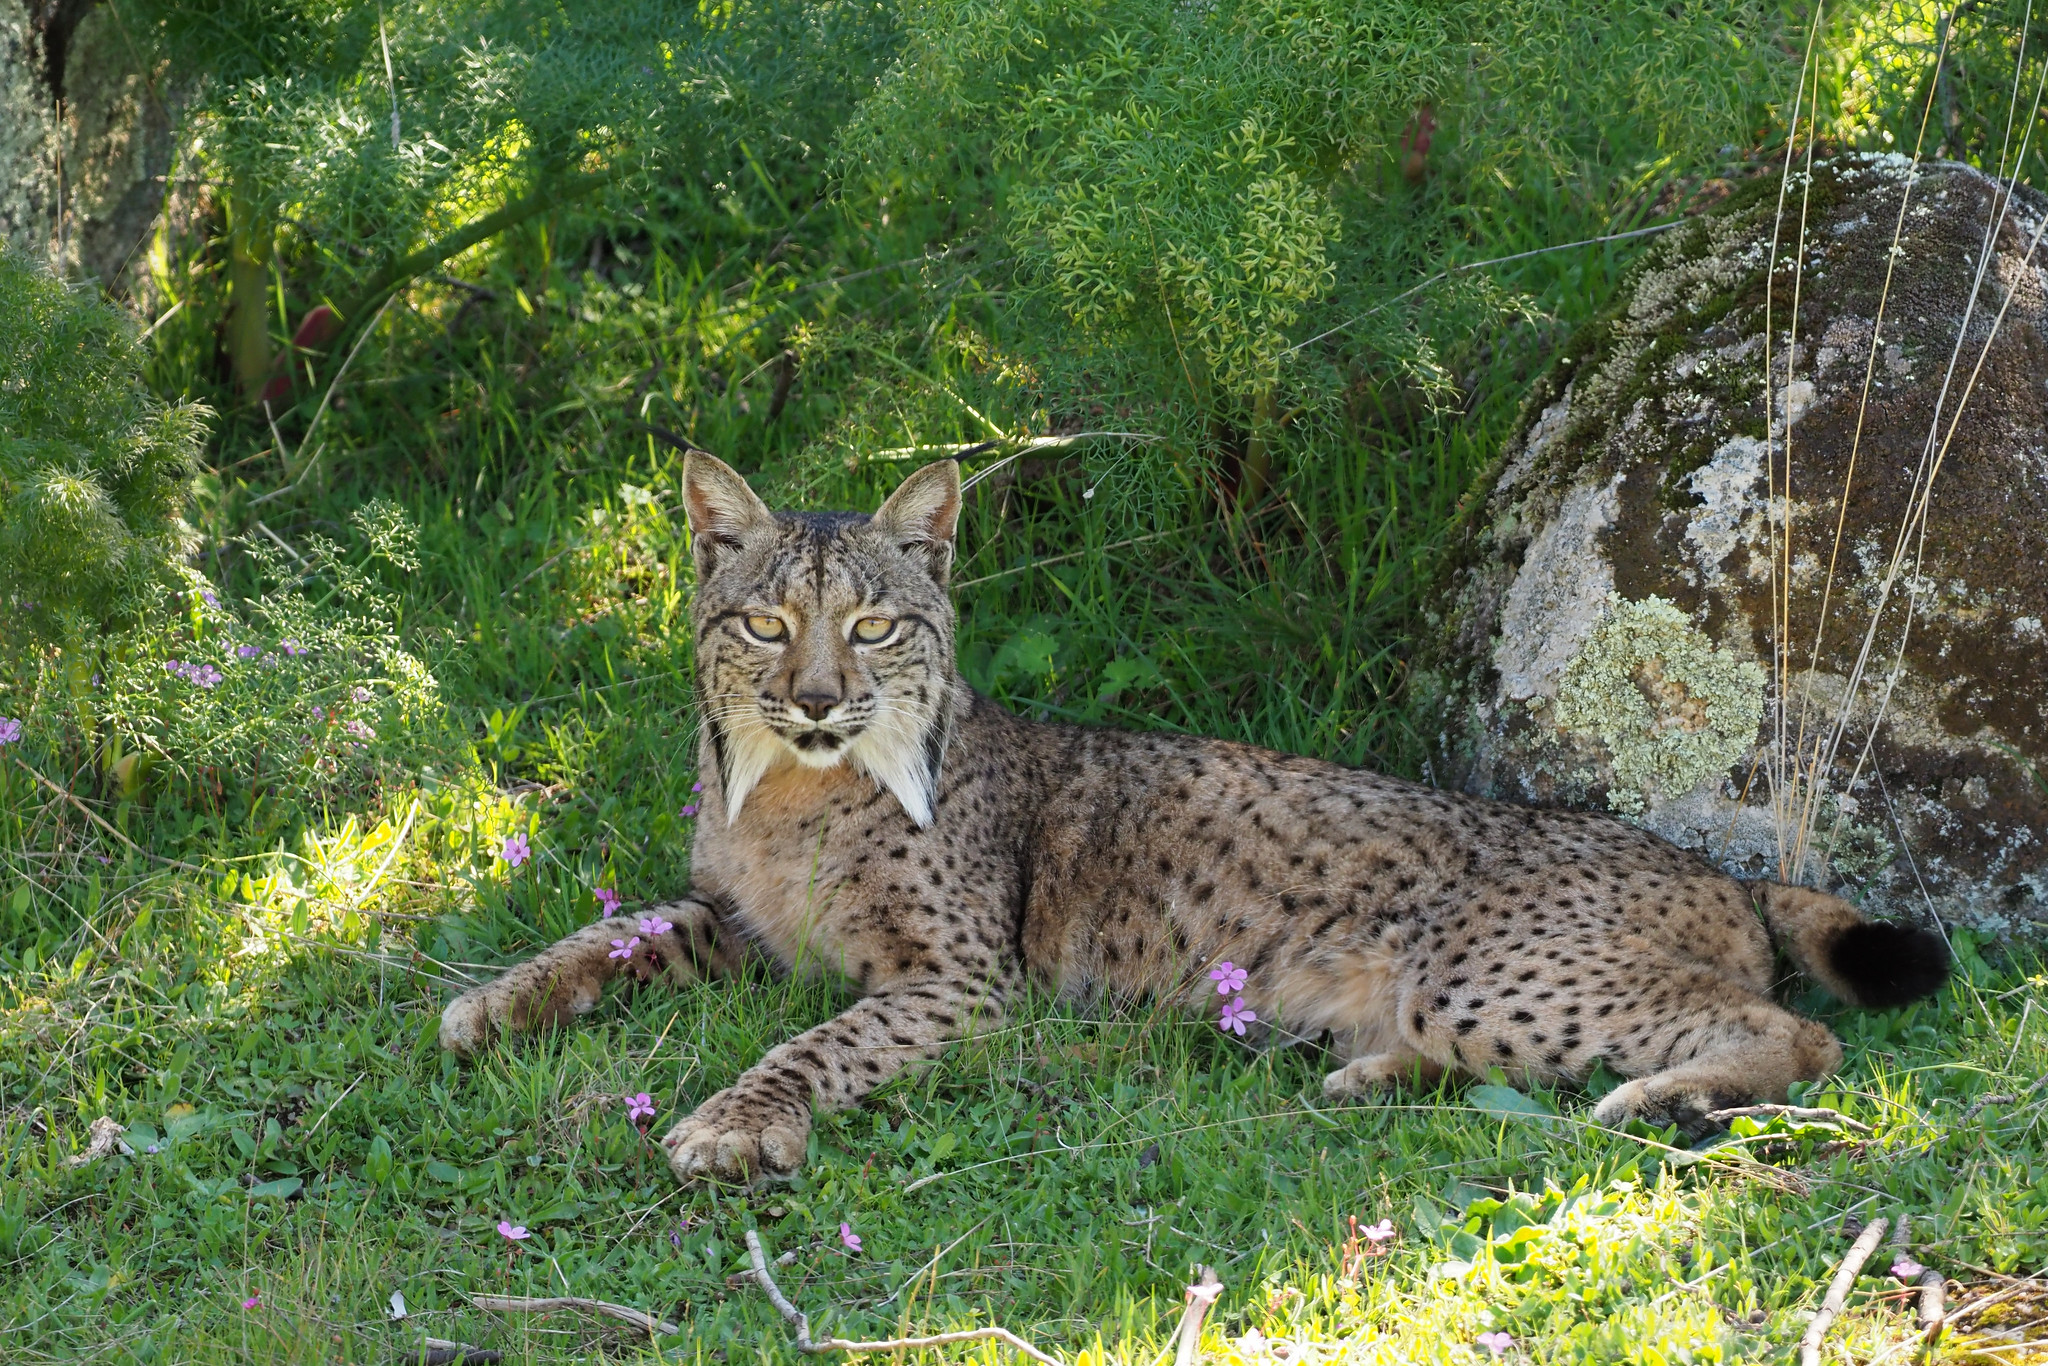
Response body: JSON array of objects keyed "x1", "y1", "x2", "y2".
[
  {"x1": 845, "y1": 701, "x2": 942, "y2": 828},
  {"x1": 718, "y1": 716, "x2": 786, "y2": 824}
]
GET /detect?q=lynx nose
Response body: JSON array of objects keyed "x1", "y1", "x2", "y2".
[{"x1": 793, "y1": 691, "x2": 840, "y2": 721}]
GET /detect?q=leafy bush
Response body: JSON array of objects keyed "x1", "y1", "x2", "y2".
[
  {"x1": 93, "y1": 502, "x2": 453, "y2": 811},
  {"x1": 0, "y1": 246, "x2": 207, "y2": 644},
  {"x1": 840, "y1": 0, "x2": 1789, "y2": 442}
]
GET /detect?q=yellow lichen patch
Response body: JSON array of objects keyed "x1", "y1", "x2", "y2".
[{"x1": 1554, "y1": 596, "x2": 1764, "y2": 814}]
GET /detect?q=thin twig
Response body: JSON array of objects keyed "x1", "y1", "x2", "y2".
[
  {"x1": 469, "y1": 1293, "x2": 677, "y2": 1338},
  {"x1": 742, "y1": 1229, "x2": 1063, "y2": 1366},
  {"x1": 955, "y1": 531, "x2": 1176, "y2": 590},
  {"x1": 251, "y1": 292, "x2": 396, "y2": 506},
  {"x1": 1800, "y1": 1216, "x2": 1888, "y2": 1366},
  {"x1": 1703, "y1": 1104, "x2": 1874, "y2": 1134},
  {"x1": 12, "y1": 758, "x2": 208, "y2": 876}
]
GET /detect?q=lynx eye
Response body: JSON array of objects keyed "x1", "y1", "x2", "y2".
[
  {"x1": 743, "y1": 614, "x2": 787, "y2": 642},
  {"x1": 852, "y1": 616, "x2": 895, "y2": 644}
]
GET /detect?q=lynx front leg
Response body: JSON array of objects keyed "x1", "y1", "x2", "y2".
[
  {"x1": 662, "y1": 969, "x2": 1008, "y2": 1183},
  {"x1": 439, "y1": 896, "x2": 742, "y2": 1056}
]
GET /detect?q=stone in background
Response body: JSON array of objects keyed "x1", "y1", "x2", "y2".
[
  {"x1": 2, "y1": 0, "x2": 182, "y2": 299},
  {"x1": 1422, "y1": 155, "x2": 2048, "y2": 934}
]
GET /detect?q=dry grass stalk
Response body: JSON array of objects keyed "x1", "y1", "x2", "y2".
[{"x1": 741, "y1": 1228, "x2": 1064, "y2": 1366}]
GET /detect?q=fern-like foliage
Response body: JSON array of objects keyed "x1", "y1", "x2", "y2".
[
  {"x1": 0, "y1": 247, "x2": 208, "y2": 644},
  {"x1": 842, "y1": 0, "x2": 1788, "y2": 412}
]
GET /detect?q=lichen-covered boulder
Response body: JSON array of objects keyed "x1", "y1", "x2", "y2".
[{"x1": 1423, "y1": 154, "x2": 2048, "y2": 933}]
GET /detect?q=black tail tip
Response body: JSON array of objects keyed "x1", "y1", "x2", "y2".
[{"x1": 1831, "y1": 921, "x2": 1952, "y2": 1008}]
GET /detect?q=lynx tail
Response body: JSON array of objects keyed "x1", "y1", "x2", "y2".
[{"x1": 1751, "y1": 882, "x2": 1951, "y2": 1009}]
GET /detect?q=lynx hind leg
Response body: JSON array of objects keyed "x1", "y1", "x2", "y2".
[
  {"x1": 1591, "y1": 995, "x2": 1844, "y2": 1140},
  {"x1": 439, "y1": 897, "x2": 733, "y2": 1057}
]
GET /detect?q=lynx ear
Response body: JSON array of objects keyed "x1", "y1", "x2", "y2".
[
  {"x1": 870, "y1": 459, "x2": 961, "y2": 583},
  {"x1": 682, "y1": 452, "x2": 773, "y2": 577}
]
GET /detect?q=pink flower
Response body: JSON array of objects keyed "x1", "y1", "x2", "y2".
[
  {"x1": 0, "y1": 717, "x2": 20, "y2": 745},
  {"x1": 497, "y1": 1221, "x2": 530, "y2": 1241},
  {"x1": 609, "y1": 937, "x2": 640, "y2": 961},
  {"x1": 1893, "y1": 1255, "x2": 1927, "y2": 1281},
  {"x1": 1360, "y1": 1219, "x2": 1396, "y2": 1243},
  {"x1": 840, "y1": 1222, "x2": 862, "y2": 1253},
  {"x1": 499, "y1": 832, "x2": 530, "y2": 868},
  {"x1": 594, "y1": 887, "x2": 620, "y2": 917},
  {"x1": 638, "y1": 915, "x2": 672, "y2": 937},
  {"x1": 1218, "y1": 996, "x2": 1257, "y2": 1035},
  {"x1": 1208, "y1": 961, "x2": 1247, "y2": 995},
  {"x1": 626, "y1": 1093, "x2": 656, "y2": 1124},
  {"x1": 1477, "y1": 1332, "x2": 1512, "y2": 1357},
  {"x1": 691, "y1": 781, "x2": 703, "y2": 793},
  {"x1": 242, "y1": 1294, "x2": 260, "y2": 1310}
]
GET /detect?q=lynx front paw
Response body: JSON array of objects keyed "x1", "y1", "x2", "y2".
[
  {"x1": 661, "y1": 1085, "x2": 812, "y2": 1184},
  {"x1": 1322, "y1": 1051, "x2": 1444, "y2": 1100},
  {"x1": 439, "y1": 968, "x2": 604, "y2": 1057}
]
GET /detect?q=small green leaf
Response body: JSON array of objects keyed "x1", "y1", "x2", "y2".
[
  {"x1": 364, "y1": 1135, "x2": 394, "y2": 1185},
  {"x1": 248, "y1": 1177, "x2": 303, "y2": 1200},
  {"x1": 1468, "y1": 1084, "x2": 1559, "y2": 1123},
  {"x1": 424, "y1": 1160, "x2": 464, "y2": 1184}
]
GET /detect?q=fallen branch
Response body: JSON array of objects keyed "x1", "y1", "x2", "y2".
[
  {"x1": 1800, "y1": 1215, "x2": 1889, "y2": 1366},
  {"x1": 1705, "y1": 1104, "x2": 1874, "y2": 1134},
  {"x1": 742, "y1": 1228, "x2": 1063, "y2": 1366},
  {"x1": 415, "y1": 1338, "x2": 501, "y2": 1365},
  {"x1": 469, "y1": 1294, "x2": 677, "y2": 1338},
  {"x1": 1171, "y1": 1268, "x2": 1223, "y2": 1366},
  {"x1": 64, "y1": 1116, "x2": 134, "y2": 1167}
]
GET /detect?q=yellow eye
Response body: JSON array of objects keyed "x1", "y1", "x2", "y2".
[
  {"x1": 744, "y1": 614, "x2": 787, "y2": 642},
  {"x1": 852, "y1": 616, "x2": 895, "y2": 644}
]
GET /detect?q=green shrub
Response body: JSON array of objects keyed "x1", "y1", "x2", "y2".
[{"x1": 0, "y1": 246, "x2": 207, "y2": 644}]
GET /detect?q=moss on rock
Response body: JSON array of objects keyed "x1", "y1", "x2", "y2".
[{"x1": 1554, "y1": 595, "x2": 1765, "y2": 814}]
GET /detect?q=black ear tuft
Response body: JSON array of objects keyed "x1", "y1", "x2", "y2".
[{"x1": 1829, "y1": 921, "x2": 1951, "y2": 1008}]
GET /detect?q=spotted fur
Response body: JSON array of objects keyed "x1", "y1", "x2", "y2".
[{"x1": 440, "y1": 455, "x2": 1950, "y2": 1181}]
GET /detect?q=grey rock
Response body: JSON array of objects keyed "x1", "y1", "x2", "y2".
[{"x1": 1422, "y1": 155, "x2": 2048, "y2": 934}]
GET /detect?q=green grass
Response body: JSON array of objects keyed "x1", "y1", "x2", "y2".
[{"x1": 7, "y1": 11, "x2": 2048, "y2": 1356}]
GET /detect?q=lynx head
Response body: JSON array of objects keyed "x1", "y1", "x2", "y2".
[{"x1": 682, "y1": 453, "x2": 961, "y2": 827}]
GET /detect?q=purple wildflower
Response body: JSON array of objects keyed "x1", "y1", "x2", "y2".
[
  {"x1": 497, "y1": 1221, "x2": 530, "y2": 1241},
  {"x1": 691, "y1": 781, "x2": 703, "y2": 793},
  {"x1": 839, "y1": 1222, "x2": 862, "y2": 1253},
  {"x1": 626, "y1": 1093, "x2": 656, "y2": 1124},
  {"x1": 0, "y1": 717, "x2": 21, "y2": 745},
  {"x1": 352, "y1": 686, "x2": 374, "y2": 703},
  {"x1": 1208, "y1": 961, "x2": 1247, "y2": 995},
  {"x1": 679, "y1": 804, "x2": 699, "y2": 819},
  {"x1": 594, "y1": 887, "x2": 620, "y2": 917},
  {"x1": 1477, "y1": 1333, "x2": 1512, "y2": 1357},
  {"x1": 242, "y1": 1294, "x2": 260, "y2": 1310},
  {"x1": 638, "y1": 915, "x2": 672, "y2": 938},
  {"x1": 608, "y1": 937, "x2": 640, "y2": 961},
  {"x1": 1893, "y1": 1255, "x2": 1927, "y2": 1281},
  {"x1": 201, "y1": 590, "x2": 220, "y2": 608},
  {"x1": 1218, "y1": 996, "x2": 1257, "y2": 1036},
  {"x1": 236, "y1": 645, "x2": 262, "y2": 659},
  {"x1": 499, "y1": 832, "x2": 530, "y2": 868},
  {"x1": 281, "y1": 639, "x2": 307, "y2": 656}
]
